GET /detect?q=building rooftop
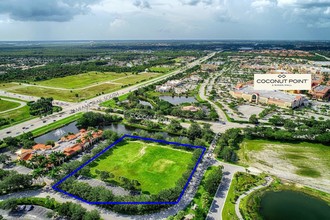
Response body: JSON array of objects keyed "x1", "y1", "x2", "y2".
[{"x1": 236, "y1": 85, "x2": 303, "y2": 102}]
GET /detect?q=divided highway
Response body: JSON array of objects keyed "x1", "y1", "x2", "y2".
[{"x1": 0, "y1": 52, "x2": 216, "y2": 139}]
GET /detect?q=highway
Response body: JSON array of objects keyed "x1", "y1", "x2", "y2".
[{"x1": 0, "y1": 52, "x2": 216, "y2": 139}]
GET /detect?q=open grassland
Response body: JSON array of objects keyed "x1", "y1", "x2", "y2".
[
  {"x1": 149, "y1": 66, "x2": 172, "y2": 73},
  {"x1": 89, "y1": 140, "x2": 193, "y2": 194},
  {"x1": 100, "y1": 93, "x2": 130, "y2": 108},
  {"x1": 0, "y1": 99, "x2": 20, "y2": 112},
  {"x1": 36, "y1": 71, "x2": 130, "y2": 89},
  {"x1": 0, "y1": 105, "x2": 34, "y2": 129},
  {"x1": 113, "y1": 72, "x2": 161, "y2": 84},
  {"x1": 238, "y1": 139, "x2": 330, "y2": 192},
  {"x1": 5, "y1": 83, "x2": 122, "y2": 102},
  {"x1": 2, "y1": 72, "x2": 162, "y2": 102}
]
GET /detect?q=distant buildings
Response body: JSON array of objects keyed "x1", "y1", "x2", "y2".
[
  {"x1": 230, "y1": 85, "x2": 308, "y2": 109},
  {"x1": 156, "y1": 75, "x2": 203, "y2": 94},
  {"x1": 309, "y1": 85, "x2": 330, "y2": 101}
]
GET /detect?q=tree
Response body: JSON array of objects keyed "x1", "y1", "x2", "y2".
[
  {"x1": 188, "y1": 123, "x2": 202, "y2": 141},
  {"x1": 83, "y1": 210, "x2": 100, "y2": 220},
  {"x1": 204, "y1": 166, "x2": 223, "y2": 195},
  {"x1": 46, "y1": 140, "x2": 55, "y2": 147},
  {"x1": 0, "y1": 154, "x2": 10, "y2": 165},
  {"x1": 167, "y1": 119, "x2": 183, "y2": 133},
  {"x1": 99, "y1": 171, "x2": 110, "y2": 181},
  {"x1": 249, "y1": 114, "x2": 259, "y2": 124},
  {"x1": 0, "y1": 198, "x2": 17, "y2": 210}
]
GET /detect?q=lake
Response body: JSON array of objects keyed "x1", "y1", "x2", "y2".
[
  {"x1": 159, "y1": 96, "x2": 197, "y2": 105},
  {"x1": 260, "y1": 190, "x2": 330, "y2": 220}
]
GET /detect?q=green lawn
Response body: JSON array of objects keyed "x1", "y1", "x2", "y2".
[
  {"x1": 3, "y1": 72, "x2": 162, "y2": 102},
  {"x1": 113, "y1": 72, "x2": 161, "y2": 84},
  {"x1": 149, "y1": 67, "x2": 172, "y2": 73},
  {"x1": 89, "y1": 140, "x2": 193, "y2": 194},
  {"x1": 31, "y1": 113, "x2": 83, "y2": 137},
  {"x1": 238, "y1": 139, "x2": 330, "y2": 179},
  {"x1": 0, "y1": 99, "x2": 20, "y2": 112},
  {"x1": 100, "y1": 93, "x2": 130, "y2": 108},
  {"x1": 0, "y1": 105, "x2": 34, "y2": 130},
  {"x1": 6, "y1": 83, "x2": 122, "y2": 102},
  {"x1": 36, "y1": 71, "x2": 130, "y2": 89}
]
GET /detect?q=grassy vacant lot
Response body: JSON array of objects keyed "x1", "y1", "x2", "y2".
[
  {"x1": 100, "y1": 93, "x2": 130, "y2": 108},
  {"x1": 2, "y1": 72, "x2": 162, "y2": 102},
  {"x1": 89, "y1": 140, "x2": 193, "y2": 194},
  {"x1": 238, "y1": 139, "x2": 330, "y2": 179},
  {"x1": 0, "y1": 105, "x2": 34, "y2": 129},
  {"x1": 36, "y1": 71, "x2": 130, "y2": 89},
  {"x1": 149, "y1": 67, "x2": 172, "y2": 73},
  {"x1": 6, "y1": 83, "x2": 122, "y2": 102},
  {"x1": 0, "y1": 99, "x2": 20, "y2": 112}
]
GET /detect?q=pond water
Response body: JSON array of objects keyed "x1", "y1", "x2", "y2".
[
  {"x1": 34, "y1": 122, "x2": 181, "y2": 143},
  {"x1": 34, "y1": 122, "x2": 79, "y2": 144},
  {"x1": 259, "y1": 190, "x2": 330, "y2": 220},
  {"x1": 159, "y1": 96, "x2": 197, "y2": 105}
]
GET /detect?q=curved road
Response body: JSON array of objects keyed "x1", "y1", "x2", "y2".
[
  {"x1": 235, "y1": 177, "x2": 273, "y2": 220},
  {"x1": 0, "y1": 97, "x2": 26, "y2": 114}
]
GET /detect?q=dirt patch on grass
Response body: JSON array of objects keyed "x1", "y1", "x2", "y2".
[{"x1": 240, "y1": 141, "x2": 330, "y2": 193}]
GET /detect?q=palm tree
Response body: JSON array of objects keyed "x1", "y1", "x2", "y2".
[
  {"x1": 32, "y1": 168, "x2": 44, "y2": 184},
  {"x1": 48, "y1": 167, "x2": 61, "y2": 180},
  {"x1": 48, "y1": 153, "x2": 58, "y2": 167},
  {"x1": 87, "y1": 132, "x2": 93, "y2": 148},
  {"x1": 53, "y1": 151, "x2": 66, "y2": 164}
]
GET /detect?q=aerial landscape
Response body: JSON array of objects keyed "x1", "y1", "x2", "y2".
[{"x1": 0, "y1": 0, "x2": 330, "y2": 220}]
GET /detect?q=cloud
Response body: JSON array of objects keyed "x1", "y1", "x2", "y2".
[
  {"x1": 180, "y1": 0, "x2": 214, "y2": 6},
  {"x1": 0, "y1": 0, "x2": 101, "y2": 22},
  {"x1": 251, "y1": 0, "x2": 277, "y2": 12},
  {"x1": 133, "y1": 0, "x2": 151, "y2": 9},
  {"x1": 276, "y1": 0, "x2": 330, "y2": 28}
]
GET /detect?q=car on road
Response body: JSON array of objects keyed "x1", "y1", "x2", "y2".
[
  {"x1": 26, "y1": 205, "x2": 34, "y2": 211},
  {"x1": 43, "y1": 120, "x2": 47, "y2": 123},
  {"x1": 6, "y1": 131, "x2": 11, "y2": 134}
]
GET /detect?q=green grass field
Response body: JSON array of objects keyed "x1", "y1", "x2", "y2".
[
  {"x1": 0, "y1": 105, "x2": 34, "y2": 130},
  {"x1": 238, "y1": 139, "x2": 330, "y2": 178},
  {"x1": 149, "y1": 67, "x2": 172, "y2": 73},
  {"x1": 6, "y1": 83, "x2": 122, "y2": 102},
  {"x1": 0, "y1": 99, "x2": 20, "y2": 112},
  {"x1": 36, "y1": 71, "x2": 130, "y2": 89},
  {"x1": 89, "y1": 140, "x2": 193, "y2": 194},
  {"x1": 100, "y1": 93, "x2": 130, "y2": 108},
  {"x1": 2, "y1": 72, "x2": 162, "y2": 102}
]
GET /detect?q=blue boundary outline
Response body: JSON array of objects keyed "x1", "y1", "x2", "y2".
[{"x1": 52, "y1": 134, "x2": 206, "y2": 205}]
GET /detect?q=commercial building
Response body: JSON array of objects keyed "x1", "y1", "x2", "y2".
[
  {"x1": 230, "y1": 85, "x2": 308, "y2": 109},
  {"x1": 309, "y1": 85, "x2": 330, "y2": 101}
]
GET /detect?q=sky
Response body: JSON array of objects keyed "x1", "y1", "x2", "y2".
[{"x1": 0, "y1": 0, "x2": 329, "y2": 41}]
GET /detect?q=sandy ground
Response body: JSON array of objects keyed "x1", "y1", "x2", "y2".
[{"x1": 242, "y1": 144, "x2": 330, "y2": 193}]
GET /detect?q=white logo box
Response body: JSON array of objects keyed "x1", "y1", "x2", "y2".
[{"x1": 254, "y1": 74, "x2": 312, "y2": 90}]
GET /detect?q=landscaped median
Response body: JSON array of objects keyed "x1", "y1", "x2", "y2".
[
  {"x1": 30, "y1": 112, "x2": 84, "y2": 137},
  {"x1": 222, "y1": 172, "x2": 266, "y2": 220}
]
